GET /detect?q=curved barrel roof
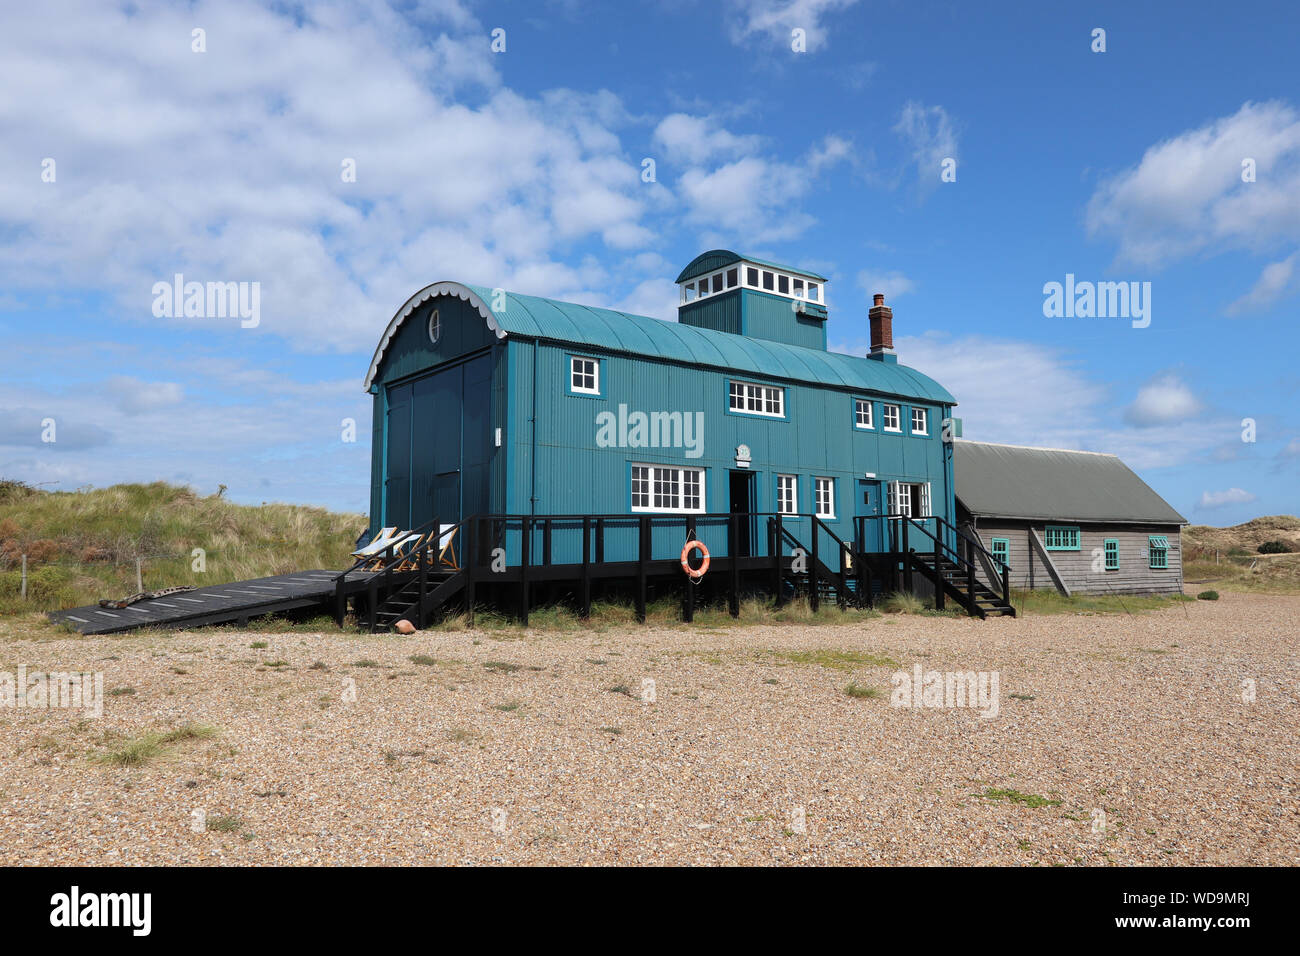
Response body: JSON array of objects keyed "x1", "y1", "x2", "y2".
[{"x1": 365, "y1": 280, "x2": 955, "y2": 405}]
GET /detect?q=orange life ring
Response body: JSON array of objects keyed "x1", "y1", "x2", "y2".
[{"x1": 681, "y1": 540, "x2": 710, "y2": 580}]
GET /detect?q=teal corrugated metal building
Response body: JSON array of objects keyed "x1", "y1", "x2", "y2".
[{"x1": 364, "y1": 251, "x2": 958, "y2": 562}]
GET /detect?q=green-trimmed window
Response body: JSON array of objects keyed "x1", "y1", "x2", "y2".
[
  {"x1": 1148, "y1": 535, "x2": 1169, "y2": 570},
  {"x1": 991, "y1": 538, "x2": 1009, "y2": 569},
  {"x1": 1044, "y1": 525, "x2": 1080, "y2": 551},
  {"x1": 1104, "y1": 538, "x2": 1119, "y2": 571}
]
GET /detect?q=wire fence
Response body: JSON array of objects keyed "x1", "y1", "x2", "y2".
[{"x1": 1, "y1": 546, "x2": 305, "y2": 605}]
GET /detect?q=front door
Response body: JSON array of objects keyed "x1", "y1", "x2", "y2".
[
  {"x1": 729, "y1": 470, "x2": 754, "y2": 557},
  {"x1": 856, "y1": 479, "x2": 884, "y2": 552}
]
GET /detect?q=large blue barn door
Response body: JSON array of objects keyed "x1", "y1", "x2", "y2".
[{"x1": 386, "y1": 351, "x2": 493, "y2": 530}]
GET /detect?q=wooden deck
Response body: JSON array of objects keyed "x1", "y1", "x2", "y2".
[{"x1": 47, "y1": 569, "x2": 375, "y2": 635}]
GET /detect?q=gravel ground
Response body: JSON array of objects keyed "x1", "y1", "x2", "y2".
[{"x1": 1, "y1": 593, "x2": 1297, "y2": 866}]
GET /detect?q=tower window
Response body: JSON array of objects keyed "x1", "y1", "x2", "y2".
[
  {"x1": 807, "y1": 283, "x2": 819, "y2": 301},
  {"x1": 793, "y1": 278, "x2": 804, "y2": 297},
  {"x1": 762, "y1": 271, "x2": 774, "y2": 290},
  {"x1": 747, "y1": 267, "x2": 759, "y2": 286},
  {"x1": 712, "y1": 273, "x2": 724, "y2": 294},
  {"x1": 778, "y1": 275, "x2": 790, "y2": 294},
  {"x1": 726, "y1": 268, "x2": 738, "y2": 288}
]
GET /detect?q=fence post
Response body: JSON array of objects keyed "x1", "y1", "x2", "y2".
[
  {"x1": 809, "y1": 519, "x2": 820, "y2": 614},
  {"x1": 464, "y1": 519, "x2": 476, "y2": 627},
  {"x1": 136, "y1": 556, "x2": 143, "y2": 593},
  {"x1": 772, "y1": 514, "x2": 784, "y2": 608},
  {"x1": 728, "y1": 514, "x2": 740, "y2": 618},
  {"x1": 683, "y1": 517, "x2": 695, "y2": 623},
  {"x1": 966, "y1": 538, "x2": 978, "y2": 616},
  {"x1": 635, "y1": 517, "x2": 648, "y2": 623},
  {"x1": 519, "y1": 517, "x2": 530, "y2": 627},
  {"x1": 580, "y1": 517, "x2": 592, "y2": 619},
  {"x1": 901, "y1": 520, "x2": 912, "y2": 594},
  {"x1": 21, "y1": 554, "x2": 27, "y2": 601}
]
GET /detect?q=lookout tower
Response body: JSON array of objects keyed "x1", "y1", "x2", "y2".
[{"x1": 674, "y1": 250, "x2": 829, "y2": 350}]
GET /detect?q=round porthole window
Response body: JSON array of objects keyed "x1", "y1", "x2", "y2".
[{"x1": 428, "y1": 309, "x2": 441, "y2": 345}]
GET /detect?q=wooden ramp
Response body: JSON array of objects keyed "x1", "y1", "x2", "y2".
[{"x1": 48, "y1": 570, "x2": 370, "y2": 635}]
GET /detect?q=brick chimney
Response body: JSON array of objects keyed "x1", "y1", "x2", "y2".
[{"x1": 868, "y1": 293, "x2": 894, "y2": 359}]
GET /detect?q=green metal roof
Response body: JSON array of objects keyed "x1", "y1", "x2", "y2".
[
  {"x1": 674, "y1": 249, "x2": 828, "y2": 284},
  {"x1": 955, "y1": 441, "x2": 1187, "y2": 524},
  {"x1": 366, "y1": 281, "x2": 953, "y2": 404}
]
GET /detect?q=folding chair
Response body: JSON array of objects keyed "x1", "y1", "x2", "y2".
[
  {"x1": 392, "y1": 530, "x2": 434, "y2": 572},
  {"x1": 352, "y1": 527, "x2": 398, "y2": 560},
  {"x1": 436, "y1": 524, "x2": 459, "y2": 571},
  {"x1": 363, "y1": 530, "x2": 420, "y2": 571}
]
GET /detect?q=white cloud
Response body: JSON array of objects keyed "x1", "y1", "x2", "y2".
[
  {"x1": 676, "y1": 136, "x2": 848, "y2": 244},
  {"x1": 103, "y1": 376, "x2": 184, "y2": 415},
  {"x1": 893, "y1": 101, "x2": 958, "y2": 188},
  {"x1": 1124, "y1": 374, "x2": 1203, "y2": 428},
  {"x1": 857, "y1": 269, "x2": 916, "y2": 300},
  {"x1": 1278, "y1": 437, "x2": 1300, "y2": 459},
  {"x1": 0, "y1": 1, "x2": 662, "y2": 353},
  {"x1": 1198, "y1": 487, "x2": 1257, "y2": 509},
  {"x1": 728, "y1": 0, "x2": 860, "y2": 52},
  {"x1": 653, "y1": 113, "x2": 761, "y2": 165},
  {"x1": 830, "y1": 331, "x2": 1228, "y2": 471},
  {"x1": 1086, "y1": 101, "x2": 1300, "y2": 268},
  {"x1": 1225, "y1": 251, "x2": 1300, "y2": 315}
]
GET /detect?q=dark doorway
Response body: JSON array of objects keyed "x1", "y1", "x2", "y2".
[{"x1": 729, "y1": 470, "x2": 754, "y2": 556}]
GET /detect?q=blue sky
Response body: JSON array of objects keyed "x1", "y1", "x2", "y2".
[{"x1": 1, "y1": 0, "x2": 1297, "y2": 523}]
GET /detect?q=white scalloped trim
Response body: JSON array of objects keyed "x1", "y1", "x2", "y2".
[{"x1": 364, "y1": 281, "x2": 506, "y2": 389}]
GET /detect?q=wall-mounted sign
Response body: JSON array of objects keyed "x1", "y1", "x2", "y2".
[{"x1": 735, "y1": 444, "x2": 752, "y2": 468}]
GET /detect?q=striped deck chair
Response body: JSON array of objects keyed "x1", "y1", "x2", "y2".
[
  {"x1": 352, "y1": 527, "x2": 399, "y2": 560},
  {"x1": 436, "y1": 524, "x2": 459, "y2": 570},
  {"x1": 363, "y1": 530, "x2": 420, "y2": 571}
]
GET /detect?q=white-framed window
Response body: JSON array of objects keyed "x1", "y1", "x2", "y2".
[
  {"x1": 911, "y1": 407, "x2": 928, "y2": 435},
  {"x1": 570, "y1": 356, "x2": 599, "y2": 394},
  {"x1": 883, "y1": 403, "x2": 901, "y2": 431},
  {"x1": 427, "y1": 309, "x2": 441, "y2": 345},
  {"x1": 631, "y1": 464, "x2": 704, "y2": 513},
  {"x1": 693, "y1": 263, "x2": 823, "y2": 304},
  {"x1": 777, "y1": 474, "x2": 798, "y2": 514},
  {"x1": 729, "y1": 380, "x2": 784, "y2": 417},
  {"x1": 854, "y1": 398, "x2": 873, "y2": 429},
  {"x1": 814, "y1": 477, "x2": 835, "y2": 519}
]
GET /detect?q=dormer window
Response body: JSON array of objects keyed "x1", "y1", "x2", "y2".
[
  {"x1": 793, "y1": 278, "x2": 804, "y2": 297},
  {"x1": 807, "y1": 283, "x2": 819, "y2": 302},
  {"x1": 762, "y1": 271, "x2": 774, "y2": 291}
]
